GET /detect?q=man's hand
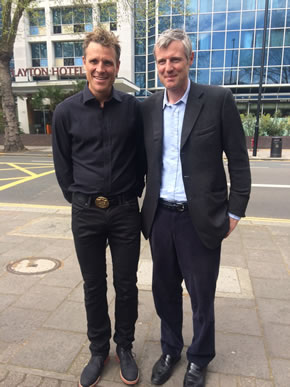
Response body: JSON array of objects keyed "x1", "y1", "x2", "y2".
[{"x1": 225, "y1": 217, "x2": 239, "y2": 238}]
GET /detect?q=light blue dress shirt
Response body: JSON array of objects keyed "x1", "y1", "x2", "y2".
[
  {"x1": 159, "y1": 79, "x2": 240, "y2": 221},
  {"x1": 160, "y1": 80, "x2": 190, "y2": 202}
]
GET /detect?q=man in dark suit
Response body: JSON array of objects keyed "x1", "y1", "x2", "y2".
[{"x1": 141, "y1": 29, "x2": 251, "y2": 387}]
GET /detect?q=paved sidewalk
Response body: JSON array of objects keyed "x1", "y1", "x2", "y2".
[
  {"x1": 0, "y1": 146, "x2": 289, "y2": 386},
  {"x1": 0, "y1": 203, "x2": 289, "y2": 387}
]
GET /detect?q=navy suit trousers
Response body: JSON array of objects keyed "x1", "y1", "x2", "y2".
[
  {"x1": 71, "y1": 193, "x2": 140, "y2": 356},
  {"x1": 150, "y1": 205, "x2": 221, "y2": 368}
]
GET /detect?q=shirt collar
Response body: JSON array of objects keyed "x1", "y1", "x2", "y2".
[
  {"x1": 82, "y1": 82, "x2": 122, "y2": 104},
  {"x1": 162, "y1": 79, "x2": 191, "y2": 109}
]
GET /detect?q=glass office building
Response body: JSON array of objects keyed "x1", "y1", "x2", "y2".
[{"x1": 134, "y1": 0, "x2": 290, "y2": 115}]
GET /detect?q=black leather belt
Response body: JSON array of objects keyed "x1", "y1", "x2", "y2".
[
  {"x1": 159, "y1": 198, "x2": 188, "y2": 212},
  {"x1": 74, "y1": 192, "x2": 135, "y2": 209}
]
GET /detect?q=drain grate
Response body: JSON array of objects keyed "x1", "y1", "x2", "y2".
[{"x1": 7, "y1": 257, "x2": 62, "y2": 275}]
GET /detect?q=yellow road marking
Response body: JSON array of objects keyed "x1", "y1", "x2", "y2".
[
  {"x1": 0, "y1": 177, "x2": 27, "y2": 181},
  {"x1": 0, "y1": 170, "x2": 55, "y2": 191},
  {"x1": 0, "y1": 202, "x2": 70, "y2": 209},
  {"x1": 8, "y1": 162, "x2": 37, "y2": 177},
  {"x1": 0, "y1": 162, "x2": 53, "y2": 165},
  {"x1": 243, "y1": 216, "x2": 290, "y2": 224},
  {"x1": 0, "y1": 167, "x2": 20, "y2": 171}
]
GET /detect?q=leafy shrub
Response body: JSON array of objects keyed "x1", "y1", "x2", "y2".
[{"x1": 240, "y1": 112, "x2": 290, "y2": 136}]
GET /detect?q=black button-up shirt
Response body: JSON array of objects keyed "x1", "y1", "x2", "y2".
[{"x1": 52, "y1": 84, "x2": 145, "y2": 203}]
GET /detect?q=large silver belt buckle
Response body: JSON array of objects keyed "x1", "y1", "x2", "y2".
[{"x1": 95, "y1": 196, "x2": 109, "y2": 209}]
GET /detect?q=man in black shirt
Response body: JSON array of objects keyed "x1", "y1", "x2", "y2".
[{"x1": 52, "y1": 27, "x2": 145, "y2": 387}]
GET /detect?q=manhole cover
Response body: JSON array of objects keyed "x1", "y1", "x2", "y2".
[{"x1": 7, "y1": 257, "x2": 62, "y2": 275}]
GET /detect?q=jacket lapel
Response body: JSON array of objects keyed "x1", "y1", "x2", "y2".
[
  {"x1": 181, "y1": 82, "x2": 204, "y2": 149},
  {"x1": 152, "y1": 91, "x2": 164, "y2": 146}
]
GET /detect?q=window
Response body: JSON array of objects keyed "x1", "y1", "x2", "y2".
[
  {"x1": 241, "y1": 31, "x2": 254, "y2": 48},
  {"x1": 54, "y1": 41, "x2": 83, "y2": 66},
  {"x1": 243, "y1": 0, "x2": 255, "y2": 10},
  {"x1": 199, "y1": 14, "x2": 212, "y2": 31},
  {"x1": 214, "y1": 0, "x2": 226, "y2": 12},
  {"x1": 172, "y1": 15, "x2": 184, "y2": 29},
  {"x1": 100, "y1": 3, "x2": 117, "y2": 31},
  {"x1": 270, "y1": 30, "x2": 284, "y2": 47},
  {"x1": 256, "y1": 11, "x2": 265, "y2": 29},
  {"x1": 211, "y1": 70, "x2": 223, "y2": 84},
  {"x1": 197, "y1": 69, "x2": 209, "y2": 84},
  {"x1": 135, "y1": 56, "x2": 146, "y2": 72},
  {"x1": 227, "y1": 12, "x2": 241, "y2": 30},
  {"x1": 228, "y1": 0, "x2": 241, "y2": 11},
  {"x1": 226, "y1": 31, "x2": 240, "y2": 49},
  {"x1": 135, "y1": 73, "x2": 145, "y2": 88},
  {"x1": 238, "y1": 68, "x2": 252, "y2": 84},
  {"x1": 239, "y1": 49, "x2": 253, "y2": 66},
  {"x1": 211, "y1": 51, "x2": 224, "y2": 67},
  {"x1": 283, "y1": 48, "x2": 290, "y2": 65},
  {"x1": 198, "y1": 52, "x2": 210, "y2": 68},
  {"x1": 271, "y1": 10, "x2": 285, "y2": 28},
  {"x1": 29, "y1": 9, "x2": 45, "y2": 35},
  {"x1": 172, "y1": 0, "x2": 184, "y2": 14},
  {"x1": 272, "y1": 0, "x2": 286, "y2": 8},
  {"x1": 212, "y1": 32, "x2": 225, "y2": 49},
  {"x1": 242, "y1": 11, "x2": 255, "y2": 29},
  {"x1": 159, "y1": 16, "x2": 170, "y2": 32},
  {"x1": 52, "y1": 7, "x2": 93, "y2": 34},
  {"x1": 224, "y1": 70, "x2": 237, "y2": 84},
  {"x1": 268, "y1": 48, "x2": 282, "y2": 65},
  {"x1": 267, "y1": 67, "x2": 281, "y2": 83},
  {"x1": 213, "y1": 13, "x2": 226, "y2": 31},
  {"x1": 282, "y1": 66, "x2": 290, "y2": 83},
  {"x1": 185, "y1": 14, "x2": 197, "y2": 32},
  {"x1": 31, "y1": 42, "x2": 47, "y2": 67},
  {"x1": 200, "y1": 0, "x2": 212, "y2": 13},
  {"x1": 225, "y1": 50, "x2": 238, "y2": 67},
  {"x1": 135, "y1": 39, "x2": 145, "y2": 55},
  {"x1": 187, "y1": 0, "x2": 198, "y2": 13},
  {"x1": 199, "y1": 33, "x2": 211, "y2": 50}
]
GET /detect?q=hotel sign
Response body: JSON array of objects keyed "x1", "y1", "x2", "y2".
[{"x1": 11, "y1": 66, "x2": 85, "y2": 77}]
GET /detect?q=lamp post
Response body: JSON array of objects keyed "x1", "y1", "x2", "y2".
[{"x1": 253, "y1": 0, "x2": 269, "y2": 156}]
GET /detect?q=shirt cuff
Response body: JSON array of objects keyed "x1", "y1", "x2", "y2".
[{"x1": 228, "y1": 212, "x2": 241, "y2": 221}]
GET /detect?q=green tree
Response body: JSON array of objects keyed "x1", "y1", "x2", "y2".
[
  {"x1": 30, "y1": 81, "x2": 86, "y2": 124},
  {"x1": 240, "y1": 113, "x2": 256, "y2": 136},
  {"x1": 0, "y1": 0, "x2": 35, "y2": 151},
  {"x1": 260, "y1": 112, "x2": 285, "y2": 136}
]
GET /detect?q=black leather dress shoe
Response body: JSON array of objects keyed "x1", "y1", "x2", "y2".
[
  {"x1": 151, "y1": 354, "x2": 181, "y2": 385},
  {"x1": 183, "y1": 362, "x2": 207, "y2": 387},
  {"x1": 79, "y1": 355, "x2": 109, "y2": 387},
  {"x1": 116, "y1": 346, "x2": 139, "y2": 385}
]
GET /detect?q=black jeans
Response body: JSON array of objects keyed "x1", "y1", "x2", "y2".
[{"x1": 71, "y1": 193, "x2": 141, "y2": 356}]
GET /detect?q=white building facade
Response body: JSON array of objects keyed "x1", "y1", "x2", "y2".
[{"x1": 13, "y1": 0, "x2": 137, "y2": 134}]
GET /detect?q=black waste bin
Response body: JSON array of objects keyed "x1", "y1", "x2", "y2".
[{"x1": 270, "y1": 137, "x2": 282, "y2": 157}]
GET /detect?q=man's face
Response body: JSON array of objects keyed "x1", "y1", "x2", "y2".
[
  {"x1": 155, "y1": 40, "x2": 194, "y2": 93},
  {"x1": 83, "y1": 42, "x2": 120, "y2": 99}
]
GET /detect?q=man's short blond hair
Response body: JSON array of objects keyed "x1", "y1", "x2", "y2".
[
  {"x1": 83, "y1": 27, "x2": 121, "y2": 62},
  {"x1": 155, "y1": 29, "x2": 192, "y2": 61}
]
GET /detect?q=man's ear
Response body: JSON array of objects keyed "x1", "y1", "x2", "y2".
[{"x1": 189, "y1": 51, "x2": 194, "y2": 66}]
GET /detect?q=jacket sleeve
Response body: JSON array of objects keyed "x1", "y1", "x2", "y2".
[
  {"x1": 222, "y1": 89, "x2": 251, "y2": 217},
  {"x1": 52, "y1": 105, "x2": 73, "y2": 203}
]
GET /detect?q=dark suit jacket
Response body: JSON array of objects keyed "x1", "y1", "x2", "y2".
[{"x1": 141, "y1": 82, "x2": 251, "y2": 249}]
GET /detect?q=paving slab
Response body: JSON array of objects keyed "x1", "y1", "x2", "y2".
[
  {"x1": 0, "y1": 205, "x2": 289, "y2": 386},
  {"x1": 10, "y1": 329, "x2": 86, "y2": 373},
  {"x1": 211, "y1": 332, "x2": 270, "y2": 379}
]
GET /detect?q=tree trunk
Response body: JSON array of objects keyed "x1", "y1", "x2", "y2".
[{"x1": 0, "y1": 58, "x2": 25, "y2": 152}]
